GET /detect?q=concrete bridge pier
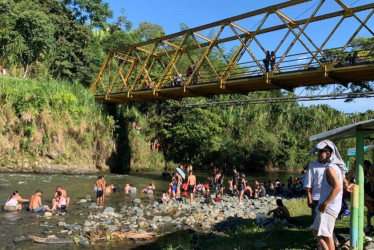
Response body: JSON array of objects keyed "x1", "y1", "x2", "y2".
[{"x1": 104, "y1": 103, "x2": 131, "y2": 174}]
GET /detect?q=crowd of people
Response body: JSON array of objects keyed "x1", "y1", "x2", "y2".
[
  {"x1": 158, "y1": 163, "x2": 307, "y2": 207},
  {"x1": 5, "y1": 138, "x2": 374, "y2": 250},
  {"x1": 4, "y1": 186, "x2": 70, "y2": 213}
]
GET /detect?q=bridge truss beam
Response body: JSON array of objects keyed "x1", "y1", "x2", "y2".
[{"x1": 90, "y1": 0, "x2": 374, "y2": 104}]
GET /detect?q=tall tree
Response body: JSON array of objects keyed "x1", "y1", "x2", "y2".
[{"x1": 60, "y1": 0, "x2": 113, "y2": 28}]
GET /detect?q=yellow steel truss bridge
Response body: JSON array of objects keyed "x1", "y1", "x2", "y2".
[{"x1": 90, "y1": 0, "x2": 374, "y2": 104}]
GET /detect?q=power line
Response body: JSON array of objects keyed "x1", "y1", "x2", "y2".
[{"x1": 182, "y1": 91, "x2": 374, "y2": 108}]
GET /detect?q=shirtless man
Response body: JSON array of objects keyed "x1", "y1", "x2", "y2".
[
  {"x1": 29, "y1": 190, "x2": 52, "y2": 212},
  {"x1": 94, "y1": 176, "x2": 105, "y2": 206},
  {"x1": 124, "y1": 184, "x2": 130, "y2": 194},
  {"x1": 187, "y1": 170, "x2": 196, "y2": 204},
  {"x1": 267, "y1": 199, "x2": 291, "y2": 222},
  {"x1": 52, "y1": 186, "x2": 70, "y2": 209}
]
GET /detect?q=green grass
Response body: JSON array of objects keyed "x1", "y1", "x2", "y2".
[{"x1": 197, "y1": 198, "x2": 351, "y2": 250}]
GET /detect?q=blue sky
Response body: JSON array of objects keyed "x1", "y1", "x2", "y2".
[{"x1": 105, "y1": 0, "x2": 374, "y2": 113}]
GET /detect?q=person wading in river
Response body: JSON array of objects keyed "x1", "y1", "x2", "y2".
[{"x1": 94, "y1": 176, "x2": 105, "y2": 206}]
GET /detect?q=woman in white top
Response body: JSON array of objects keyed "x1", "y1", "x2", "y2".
[
  {"x1": 4, "y1": 191, "x2": 29, "y2": 211},
  {"x1": 52, "y1": 191, "x2": 67, "y2": 211}
]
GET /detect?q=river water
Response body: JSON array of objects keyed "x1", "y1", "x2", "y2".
[{"x1": 0, "y1": 170, "x2": 296, "y2": 249}]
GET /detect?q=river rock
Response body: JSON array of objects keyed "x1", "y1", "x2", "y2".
[
  {"x1": 89, "y1": 203, "x2": 99, "y2": 209},
  {"x1": 85, "y1": 195, "x2": 92, "y2": 201},
  {"x1": 79, "y1": 199, "x2": 87, "y2": 203},
  {"x1": 254, "y1": 242, "x2": 268, "y2": 249},
  {"x1": 79, "y1": 240, "x2": 90, "y2": 246},
  {"x1": 83, "y1": 226, "x2": 91, "y2": 233},
  {"x1": 106, "y1": 226, "x2": 118, "y2": 232},
  {"x1": 84, "y1": 220, "x2": 92, "y2": 227},
  {"x1": 104, "y1": 219, "x2": 113, "y2": 225},
  {"x1": 44, "y1": 212, "x2": 53, "y2": 217},
  {"x1": 137, "y1": 217, "x2": 147, "y2": 223},
  {"x1": 58, "y1": 222, "x2": 66, "y2": 227},
  {"x1": 163, "y1": 216, "x2": 172, "y2": 223},
  {"x1": 14, "y1": 236, "x2": 30, "y2": 243},
  {"x1": 133, "y1": 198, "x2": 141, "y2": 204},
  {"x1": 104, "y1": 207, "x2": 115, "y2": 214}
]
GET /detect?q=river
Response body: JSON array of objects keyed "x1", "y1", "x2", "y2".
[{"x1": 0, "y1": 170, "x2": 298, "y2": 249}]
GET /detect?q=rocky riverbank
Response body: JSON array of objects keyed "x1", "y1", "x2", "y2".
[{"x1": 26, "y1": 194, "x2": 283, "y2": 247}]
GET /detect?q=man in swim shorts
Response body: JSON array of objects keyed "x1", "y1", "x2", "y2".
[
  {"x1": 187, "y1": 170, "x2": 196, "y2": 204},
  {"x1": 94, "y1": 176, "x2": 105, "y2": 205},
  {"x1": 29, "y1": 190, "x2": 52, "y2": 212}
]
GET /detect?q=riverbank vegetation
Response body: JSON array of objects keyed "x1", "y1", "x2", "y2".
[
  {"x1": 0, "y1": 77, "x2": 115, "y2": 172},
  {"x1": 0, "y1": 0, "x2": 373, "y2": 173}
]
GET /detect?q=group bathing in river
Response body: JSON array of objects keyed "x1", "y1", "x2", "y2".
[
  {"x1": 3, "y1": 139, "x2": 374, "y2": 250},
  {"x1": 4, "y1": 186, "x2": 70, "y2": 212}
]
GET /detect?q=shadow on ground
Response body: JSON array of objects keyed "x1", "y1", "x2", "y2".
[{"x1": 130, "y1": 214, "x2": 329, "y2": 250}]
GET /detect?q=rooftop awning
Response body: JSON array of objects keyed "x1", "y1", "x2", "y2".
[
  {"x1": 347, "y1": 145, "x2": 374, "y2": 156},
  {"x1": 309, "y1": 119, "x2": 374, "y2": 142}
]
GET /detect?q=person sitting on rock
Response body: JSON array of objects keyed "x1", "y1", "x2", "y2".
[
  {"x1": 267, "y1": 199, "x2": 291, "y2": 222},
  {"x1": 244, "y1": 185, "x2": 253, "y2": 198},
  {"x1": 196, "y1": 182, "x2": 204, "y2": 194},
  {"x1": 52, "y1": 191, "x2": 67, "y2": 211},
  {"x1": 4, "y1": 190, "x2": 29, "y2": 211},
  {"x1": 161, "y1": 192, "x2": 170, "y2": 203},
  {"x1": 52, "y1": 186, "x2": 70, "y2": 208},
  {"x1": 29, "y1": 190, "x2": 52, "y2": 212}
]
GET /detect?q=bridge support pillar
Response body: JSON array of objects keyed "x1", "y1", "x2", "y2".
[{"x1": 104, "y1": 103, "x2": 131, "y2": 174}]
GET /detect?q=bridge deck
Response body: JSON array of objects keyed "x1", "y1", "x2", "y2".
[{"x1": 95, "y1": 63, "x2": 374, "y2": 103}]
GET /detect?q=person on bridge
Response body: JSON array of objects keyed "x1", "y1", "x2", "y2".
[
  {"x1": 270, "y1": 51, "x2": 276, "y2": 71},
  {"x1": 263, "y1": 51, "x2": 270, "y2": 72},
  {"x1": 186, "y1": 65, "x2": 193, "y2": 78},
  {"x1": 352, "y1": 51, "x2": 360, "y2": 64},
  {"x1": 192, "y1": 64, "x2": 199, "y2": 84}
]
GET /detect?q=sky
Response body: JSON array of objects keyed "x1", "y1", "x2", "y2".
[{"x1": 105, "y1": 0, "x2": 374, "y2": 113}]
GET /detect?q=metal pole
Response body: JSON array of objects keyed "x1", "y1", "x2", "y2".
[
  {"x1": 350, "y1": 184, "x2": 359, "y2": 249},
  {"x1": 356, "y1": 131, "x2": 365, "y2": 250}
]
